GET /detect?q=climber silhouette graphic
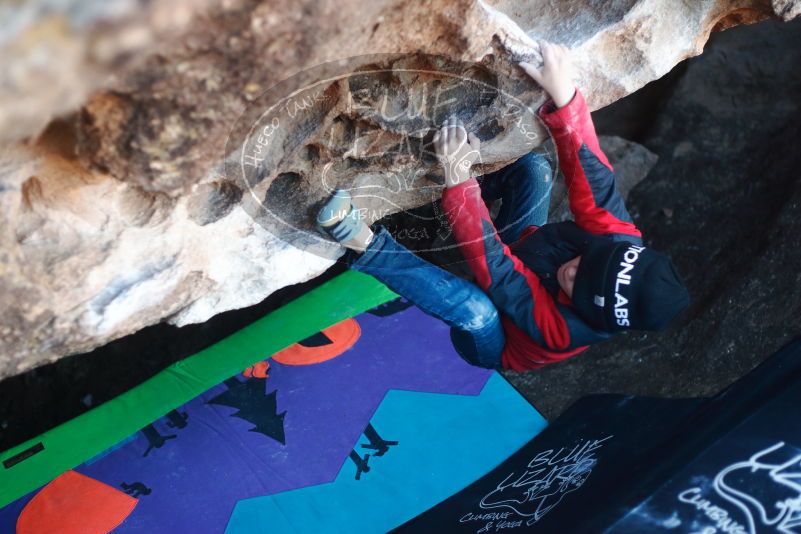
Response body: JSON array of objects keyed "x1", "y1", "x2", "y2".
[
  {"x1": 350, "y1": 450, "x2": 371, "y2": 480},
  {"x1": 361, "y1": 423, "x2": 399, "y2": 457},
  {"x1": 141, "y1": 424, "x2": 177, "y2": 457},
  {"x1": 348, "y1": 423, "x2": 399, "y2": 480},
  {"x1": 165, "y1": 409, "x2": 189, "y2": 429},
  {"x1": 120, "y1": 481, "x2": 152, "y2": 498}
]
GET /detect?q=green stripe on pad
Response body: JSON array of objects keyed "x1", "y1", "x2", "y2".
[{"x1": 0, "y1": 270, "x2": 397, "y2": 508}]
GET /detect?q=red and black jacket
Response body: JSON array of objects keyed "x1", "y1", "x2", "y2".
[{"x1": 441, "y1": 89, "x2": 643, "y2": 371}]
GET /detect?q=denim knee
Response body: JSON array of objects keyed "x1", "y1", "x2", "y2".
[
  {"x1": 515, "y1": 152, "x2": 552, "y2": 184},
  {"x1": 450, "y1": 327, "x2": 503, "y2": 369},
  {"x1": 448, "y1": 297, "x2": 504, "y2": 369},
  {"x1": 461, "y1": 297, "x2": 501, "y2": 332}
]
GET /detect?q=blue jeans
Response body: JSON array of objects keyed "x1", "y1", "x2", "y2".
[
  {"x1": 480, "y1": 151, "x2": 554, "y2": 243},
  {"x1": 349, "y1": 152, "x2": 553, "y2": 369}
]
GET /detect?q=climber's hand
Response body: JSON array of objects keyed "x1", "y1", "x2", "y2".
[
  {"x1": 519, "y1": 40, "x2": 576, "y2": 109},
  {"x1": 433, "y1": 116, "x2": 481, "y2": 188}
]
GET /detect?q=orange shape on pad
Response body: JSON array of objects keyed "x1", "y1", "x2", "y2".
[
  {"x1": 17, "y1": 470, "x2": 137, "y2": 534},
  {"x1": 243, "y1": 360, "x2": 271, "y2": 378},
  {"x1": 272, "y1": 318, "x2": 361, "y2": 366}
]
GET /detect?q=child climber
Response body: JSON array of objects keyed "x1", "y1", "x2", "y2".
[{"x1": 316, "y1": 40, "x2": 690, "y2": 371}]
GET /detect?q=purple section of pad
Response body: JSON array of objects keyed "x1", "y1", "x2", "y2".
[{"x1": 56, "y1": 305, "x2": 493, "y2": 532}]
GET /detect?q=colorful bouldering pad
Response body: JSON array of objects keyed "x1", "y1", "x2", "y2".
[
  {"x1": 0, "y1": 293, "x2": 547, "y2": 533},
  {"x1": 0, "y1": 271, "x2": 397, "y2": 508},
  {"x1": 226, "y1": 373, "x2": 537, "y2": 533}
]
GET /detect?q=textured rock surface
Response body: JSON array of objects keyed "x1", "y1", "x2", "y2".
[
  {"x1": 0, "y1": 0, "x2": 798, "y2": 378},
  {"x1": 0, "y1": 0, "x2": 214, "y2": 143}
]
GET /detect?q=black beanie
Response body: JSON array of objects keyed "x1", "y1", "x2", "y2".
[{"x1": 571, "y1": 240, "x2": 690, "y2": 332}]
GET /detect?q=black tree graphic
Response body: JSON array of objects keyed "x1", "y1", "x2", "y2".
[
  {"x1": 120, "y1": 481, "x2": 152, "y2": 497},
  {"x1": 208, "y1": 377, "x2": 287, "y2": 445}
]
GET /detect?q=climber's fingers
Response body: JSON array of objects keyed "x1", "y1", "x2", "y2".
[
  {"x1": 437, "y1": 116, "x2": 470, "y2": 154},
  {"x1": 540, "y1": 39, "x2": 555, "y2": 65},
  {"x1": 454, "y1": 118, "x2": 467, "y2": 145},
  {"x1": 446, "y1": 116, "x2": 457, "y2": 147},
  {"x1": 468, "y1": 132, "x2": 480, "y2": 151},
  {"x1": 519, "y1": 61, "x2": 543, "y2": 85}
]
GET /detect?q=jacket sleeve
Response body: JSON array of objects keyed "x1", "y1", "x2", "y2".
[
  {"x1": 440, "y1": 178, "x2": 574, "y2": 351},
  {"x1": 538, "y1": 89, "x2": 642, "y2": 241}
]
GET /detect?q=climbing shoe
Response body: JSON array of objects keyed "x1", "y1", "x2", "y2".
[{"x1": 317, "y1": 189, "x2": 374, "y2": 252}]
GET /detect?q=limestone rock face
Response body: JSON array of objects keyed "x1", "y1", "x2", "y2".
[
  {"x1": 0, "y1": 0, "x2": 798, "y2": 378},
  {"x1": 0, "y1": 0, "x2": 215, "y2": 144}
]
